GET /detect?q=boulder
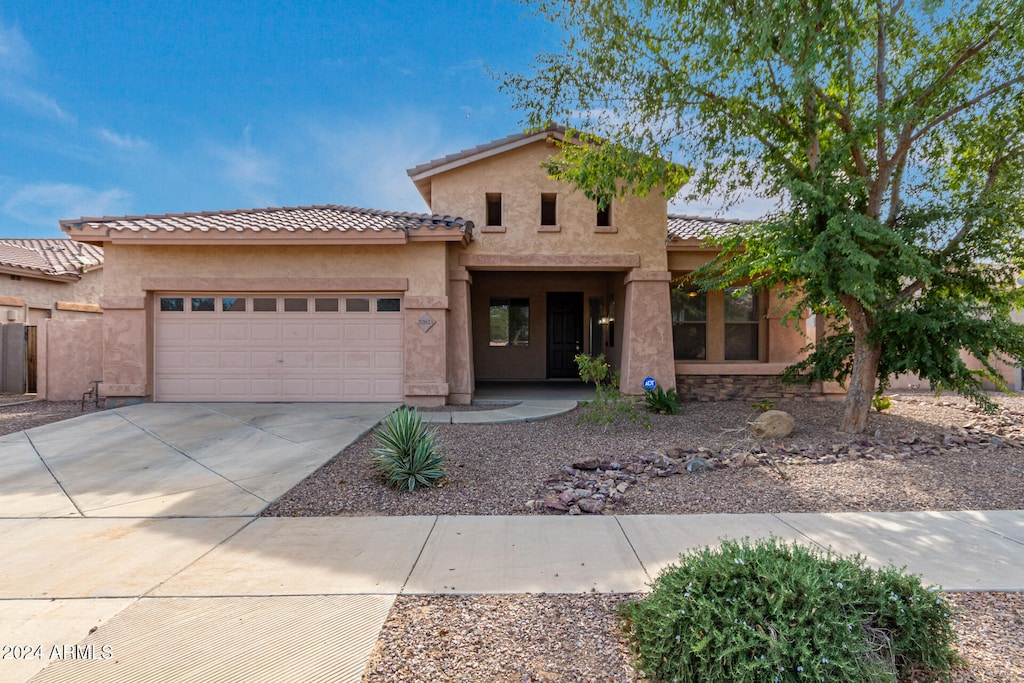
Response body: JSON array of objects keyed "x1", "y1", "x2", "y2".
[{"x1": 750, "y1": 410, "x2": 795, "y2": 439}]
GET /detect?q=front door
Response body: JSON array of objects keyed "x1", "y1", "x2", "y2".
[{"x1": 547, "y1": 292, "x2": 583, "y2": 378}]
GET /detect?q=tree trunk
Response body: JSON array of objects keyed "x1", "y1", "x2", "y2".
[{"x1": 839, "y1": 296, "x2": 881, "y2": 434}]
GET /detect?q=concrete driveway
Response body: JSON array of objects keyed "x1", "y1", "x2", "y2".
[{"x1": 0, "y1": 402, "x2": 396, "y2": 518}]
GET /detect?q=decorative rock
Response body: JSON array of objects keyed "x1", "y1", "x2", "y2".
[
  {"x1": 577, "y1": 497, "x2": 605, "y2": 514},
  {"x1": 685, "y1": 457, "x2": 715, "y2": 473},
  {"x1": 571, "y1": 457, "x2": 602, "y2": 470},
  {"x1": 558, "y1": 491, "x2": 576, "y2": 505},
  {"x1": 749, "y1": 410, "x2": 795, "y2": 439},
  {"x1": 567, "y1": 504, "x2": 582, "y2": 515},
  {"x1": 616, "y1": 482, "x2": 630, "y2": 493},
  {"x1": 544, "y1": 496, "x2": 568, "y2": 512}
]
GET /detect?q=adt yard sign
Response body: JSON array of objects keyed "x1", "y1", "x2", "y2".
[{"x1": 642, "y1": 377, "x2": 657, "y2": 391}]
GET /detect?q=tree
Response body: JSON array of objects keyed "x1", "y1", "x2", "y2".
[{"x1": 503, "y1": 0, "x2": 1024, "y2": 432}]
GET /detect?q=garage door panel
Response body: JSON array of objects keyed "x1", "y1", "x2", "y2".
[
  {"x1": 155, "y1": 293, "x2": 403, "y2": 402},
  {"x1": 344, "y1": 351, "x2": 372, "y2": 369},
  {"x1": 188, "y1": 323, "x2": 218, "y2": 342},
  {"x1": 344, "y1": 323, "x2": 372, "y2": 342},
  {"x1": 375, "y1": 351, "x2": 402, "y2": 370}
]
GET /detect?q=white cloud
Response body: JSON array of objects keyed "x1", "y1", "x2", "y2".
[
  {"x1": 209, "y1": 125, "x2": 280, "y2": 207},
  {"x1": 98, "y1": 128, "x2": 151, "y2": 151},
  {"x1": 303, "y1": 114, "x2": 448, "y2": 212},
  {"x1": 3, "y1": 182, "x2": 131, "y2": 227},
  {"x1": 0, "y1": 21, "x2": 33, "y2": 73},
  {"x1": 0, "y1": 20, "x2": 74, "y2": 123}
]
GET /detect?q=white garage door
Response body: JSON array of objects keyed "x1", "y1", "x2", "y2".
[{"x1": 154, "y1": 293, "x2": 403, "y2": 402}]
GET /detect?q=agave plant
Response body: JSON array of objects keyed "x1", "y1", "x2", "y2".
[{"x1": 370, "y1": 407, "x2": 445, "y2": 490}]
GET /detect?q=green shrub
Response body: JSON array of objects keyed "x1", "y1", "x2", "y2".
[
  {"x1": 752, "y1": 398, "x2": 776, "y2": 413},
  {"x1": 575, "y1": 353, "x2": 648, "y2": 428},
  {"x1": 872, "y1": 394, "x2": 893, "y2": 412},
  {"x1": 620, "y1": 537, "x2": 959, "y2": 683},
  {"x1": 370, "y1": 407, "x2": 445, "y2": 490},
  {"x1": 645, "y1": 386, "x2": 681, "y2": 414}
]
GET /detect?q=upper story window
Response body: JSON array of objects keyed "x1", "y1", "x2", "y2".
[
  {"x1": 541, "y1": 193, "x2": 557, "y2": 226},
  {"x1": 486, "y1": 193, "x2": 502, "y2": 227},
  {"x1": 724, "y1": 286, "x2": 760, "y2": 360},
  {"x1": 597, "y1": 202, "x2": 611, "y2": 227}
]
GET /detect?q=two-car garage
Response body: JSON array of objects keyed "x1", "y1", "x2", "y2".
[{"x1": 154, "y1": 292, "x2": 404, "y2": 402}]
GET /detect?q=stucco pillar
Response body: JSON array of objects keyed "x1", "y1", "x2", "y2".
[
  {"x1": 403, "y1": 295, "x2": 449, "y2": 407},
  {"x1": 619, "y1": 271, "x2": 676, "y2": 396},
  {"x1": 446, "y1": 270, "x2": 474, "y2": 405},
  {"x1": 766, "y1": 289, "x2": 810, "y2": 363},
  {"x1": 98, "y1": 296, "x2": 150, "y2": 406}
]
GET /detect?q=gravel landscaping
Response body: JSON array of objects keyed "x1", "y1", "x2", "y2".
[{"x1": 3, "y1": 392, "x2": 1021, "y2": 681}]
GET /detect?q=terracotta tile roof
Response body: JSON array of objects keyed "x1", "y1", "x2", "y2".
[
  {"x1": 667, "y1": 215, "x2": 747, "y2": 242},
  {"x1": 407, "y1": 125, "x2": 567, "y2": 179},
  {"x1": 61, "y1": 204, "x2": 472, "y2": 238},
  {"x1": 0, "y1": 239, "x2": 103, "y2": 278}
]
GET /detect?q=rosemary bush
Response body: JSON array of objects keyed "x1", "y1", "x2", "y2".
[{"x1": 620, "y1": 537, "x2": 959, "y2": 683}]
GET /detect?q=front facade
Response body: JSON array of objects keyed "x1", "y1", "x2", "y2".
[{"x1": 63, "y1": 127, "x2": 819, "y2": 407}]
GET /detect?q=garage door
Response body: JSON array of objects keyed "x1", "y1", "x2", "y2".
[{"x1": 154, "y1": 293, "x2": 403, "y2": 401}]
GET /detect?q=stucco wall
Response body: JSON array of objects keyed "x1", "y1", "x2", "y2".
[
  {"x1": 0, "y1": 269, "x2": 103, "y2": 322},
  {"x1": 36, "y1": 319, "x2": 103, "y2": 401},
  {"x1": 101, "y1": 243, "x2": 448, "y2": 297},
  {"x1": 429, "y1": 141, "x2": 669, "y2": 271}
]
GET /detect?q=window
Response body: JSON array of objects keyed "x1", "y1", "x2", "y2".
[
  {"x1": 160, "y1": 297, "x2": 184, "y2": 312},
  {"x1": 191, "y1": 297, "x2": 215, "y2": 312},
  {"x1": 345, "y1": 297, "x2": 370, "y2": 312},
  {"x1": 222, "y1": 297, "x2": 246, "y2": 312},
  {"x1": 597, "y1": 202, "x2": 611, "y2": 227},
  {"x1": 283, "y1": 297, "x2": 308, "y2": 312},
  {"x1": 9, "y1": 274, "x2": 21, "y2": 281},
  {"x1": 671, "y1": 287, "x2": 707, "y2": 360},
  {"x1": 489, "y1": 297, "x2": 529, "y2": 347},
  {"x1": 314, "y1": 297, "x2": 339, "y2": 312},
  {"x1": 724, "y1": 286, "x2": 760, "y2": 360},
  {"x1": 376, "y1": 297, "x2": 401, "y2": 312},
  {"x1": 253, "y1": 297, "x2": 277, "y2": 312},
  {"x1": 486, "y1": 193, "x2": 502, "y2": 226},
  {"x1": 541, "y1": 193, "x2": 557, "y2": 226}
]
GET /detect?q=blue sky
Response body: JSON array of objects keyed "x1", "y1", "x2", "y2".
[{"x1": 0, "y1": 1, "x2": 760, "y2": 239}]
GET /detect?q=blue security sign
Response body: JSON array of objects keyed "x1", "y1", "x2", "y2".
[{"x1": 642, "y1": 376, "x2": 657, "y2": 391}]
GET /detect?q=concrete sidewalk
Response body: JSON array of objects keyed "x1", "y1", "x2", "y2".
[{"x1": 7, "y1": 510, "x2": 1023, "y2": 682}]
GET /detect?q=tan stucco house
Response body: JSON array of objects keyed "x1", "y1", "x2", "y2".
[
  {"x1": 0, "y1": 239, "x2": 104, "y2": 324},
  {"x1": 61, "y1": 127, "x2": 820, "y2": 407}
]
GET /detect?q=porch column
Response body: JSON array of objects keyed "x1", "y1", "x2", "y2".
[
  {"x1": 98, "y1": 296, "x2": 150, "y2": 407},
  {"x1": 446, "y1": 270, "x2": 474, "y2": 405},
  {"x1": 403, "y1": 296, "x2": 449, "y2": 407},
  {"x1": 619, "y1": 270, "x2": 675, "y2": 396}
]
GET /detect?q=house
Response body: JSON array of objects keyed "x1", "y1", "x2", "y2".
[
  {"x1": 61, "y1": 126, "x2": 822, "y2": 407},
  {"x1": 0, "y1": 239, "x2": 104, "y2": 394},
  {"x1": 0, "y1": 239, "x2": 104, "y2": 323}
]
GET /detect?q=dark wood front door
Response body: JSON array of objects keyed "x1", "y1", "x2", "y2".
[{"x1": 547, "y1": 292, "x2": 584, "y2": 378}]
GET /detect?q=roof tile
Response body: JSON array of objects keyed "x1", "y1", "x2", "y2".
[
  {"x1": 61, "y1": 204, "x2": 472, "y2": 237},
  {"x1": 0, "y1": 239, "x2": 103, "y2": 277},
  {"x1": 667, "y1": 214, "x2": 746, "y2": 242}
]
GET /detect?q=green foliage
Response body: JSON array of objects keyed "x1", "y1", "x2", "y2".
[
  {"x1": 872, "y1": 395, "x2": 893, "y2": 412},
  {"x1": 621, "y1": 538, "x2": 960, "y2": 683},
  {"x1": 506, "y1": 0, "x2": 1024, "y2": 432},
  {"x1": 751, "y1": 399, "x2": 776, "y2": 413},
  {"x1": 575, "y1": 353, "x2": 647, "y2": 428},
  {"x1": 370, "y1": 407, "x2": 445, "y2": 490},
  {"x1": 644, "y1": 385, "x2": 681, "y2": 414}
]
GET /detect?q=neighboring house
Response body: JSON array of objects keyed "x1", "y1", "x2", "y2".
[
  {"x1": 0, "y1": 239, "x2": 104, "y2": 394},
  {"x1": 61, "y1": 126, "x2": 821, "y2": 407},
  {"x1": 0, "y1": 239, "x2": 104, "y2": 323}
]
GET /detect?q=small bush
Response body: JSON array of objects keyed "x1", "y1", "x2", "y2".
[
  {"x1": 371, "y1": 406, "x2": 445, "y2": 490},
  {"x1": 575, "y1": 353, "x2": 647, "y2": 428},
  {"x1": 645, "y1": 386, "x2": 681, "y2": 414},
  {"x1": 752, "y1": 398, "x2": 776, "y2": 413},
  {"x1": 873, "y1": 394, "x2": 893, "y2": 412},
  {"x1": 620, "y1": 537, "x2": 959, "y2": 683}
]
